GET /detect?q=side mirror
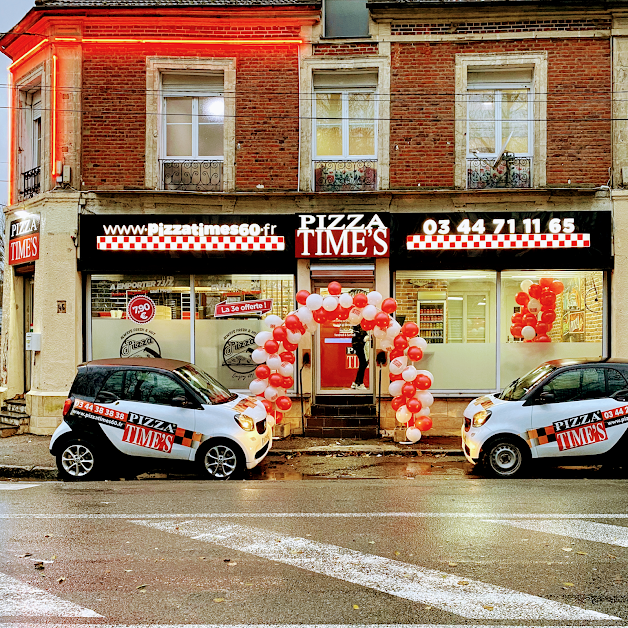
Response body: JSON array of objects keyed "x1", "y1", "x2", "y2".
[
  {"x1": 96, "y1": 390, "x2": 119, "y2": 404},
  {"x1": 172, "y1": 395, "x2": 193, "y2": 408},
  {"x1": 539, "y1": 391, "x2": 556, "y2": 404}
]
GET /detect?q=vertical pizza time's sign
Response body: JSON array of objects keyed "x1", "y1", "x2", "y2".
[{"x1": 9, "y1": 214, "x2": 40, "y2": 265}]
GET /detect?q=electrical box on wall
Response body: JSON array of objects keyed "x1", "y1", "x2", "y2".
[{"x1": 25, "y1": 333, "x2": 41, "y2": 352}]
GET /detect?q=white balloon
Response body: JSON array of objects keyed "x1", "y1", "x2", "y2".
[
  {"x1": 416, "y1": 406, "x2": 431, "y2": 417},
  {"x1": 520, "y1": 279, "x2": 533, "y2": 292},
  {"x1": 322, "y1": 296, "x2": 338, "y2": 312},
  {"x1": 266, "y1": 414, "x2": 276, "y2": 428},
  {"x1": 396, "y1": 405, "x2": 412, "y2": 424},
  {"x1": 379, "y1": 339, "x2": 393, "y2": 351},
  {"x1": 263, "y1": 315, "x2": 283, "y2": 330},
  {"x1": 339, "y1": 293, "x2": 353, "y2": 308},
  {"x1": 305, "y1": 293, "x2": 323, "y2": 311},
  {"x1": 386, "y1": 320, "x2": 401, "y2": 339},
  {"x1": 248, "y1": 378, "x2": 267, "y2": 395},
  {"x1": 286, "y1": 329, "x2": 302, "y2": 344},
  {"x1": 278, "y1": 361, "x2": 294, "y2": 377},
  {"x1": 348, "y1": 307, "x2": 363, "y2": 325},
  {"x1": 252, "y1": 348, "x2": 268, "y2": 364},
  {"x1": 297, "y1": 306, "x2": 313, "y2": 324},
  {"x1": 389, "y1": 355, "x2": 408, "y2": 375},
  {"x1": 367, "y1": 291, "x2": 383, "y2": 307},
  {"x1": 406, "y1": 427, "x2": 422, "y2": 443},
  {"x1": 409, "y1": 336, "x2": 428, "y2": 351},
  {"x1": 415, "y1": 390, "x2": 434, "y2": 407},
  {"x1": 255, "y1": 331, "x2": 273, "y2": 347},
  {"x1": 362, "y1": 305, "x2": 378, "y2": 321},
  {"x1": 522, "y1": 325, "x2": 536, "y2": 340},
  {"x1": 266, "y1": 353, "x2": 282, "y2": 370},
  {"x1": 264, "y1": 386, "x2": 279, "y2": 402},
  {"x1": 402, "y1": 365, "x2": 418, "y2": 382},
  {"x1": 388, "y1": 380, "x2": 404, "y2": 397},
  {"x1": 528, "y1": 299, "x2": 541, "y2": 313},
  {"x1": 373, "y1": 327, "x2": 387, "y2": 339},
  {"x1": 306, "y1": 321, "x2": 318, "y2": 333}
]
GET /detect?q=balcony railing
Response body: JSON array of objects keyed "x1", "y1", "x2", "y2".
[
  {"x1": 19, "y1": 166, "x2": 41, "y2": 201},
  {"x1": 313, "y1": 160, "x2": 377, "y2": 192},
  {"x1": 467, "y1": 155, "x2": 531, "y2": 190},
  {"x1": 161, "y1": 160, "x2": 223, "y2": 192}
]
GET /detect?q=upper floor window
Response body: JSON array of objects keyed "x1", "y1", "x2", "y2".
[
  {"x1": 324, "y1": 0, "x2": 369, "y2": 38},
  {"x1": 18, "y1": 86, "x2": 42, "y2": 201},
  {"x1": 466, "y1": 68, "x2": 533, "y2": 189},
  {"x1": 161, "y1": 73, "x2": 224, "y2": 191},
  {"x1": 313, "y1": 71, "x2": 377, "y2": 191}
]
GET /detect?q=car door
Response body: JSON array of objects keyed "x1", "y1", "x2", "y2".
[
  {"x1": 529, "y1": 366, "x2": 627, "y2": 458},
  {"x1": 94, "y1": 368, "x2": 199, "y2": 460}
]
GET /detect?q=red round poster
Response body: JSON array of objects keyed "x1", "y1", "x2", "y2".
[{"x1": 127, "y1": 295, "x2": 156, "y2": 324}]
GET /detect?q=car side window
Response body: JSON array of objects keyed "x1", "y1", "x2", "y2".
[
  {"x1": 607, "y1": 368, "x2": 628, "y2": 396},
  {"x1": 96, "y1": 370, "x2": 125, "y2": 402},
  {"x1": 580, "y1": 367, "x2": 608, "y2": 400},
  {"x1": 541, "y1": 369, "x2": 582, "y2": 403},
  {"x1": 122, "y1": 370, "x2": 187, "y2": 406}
]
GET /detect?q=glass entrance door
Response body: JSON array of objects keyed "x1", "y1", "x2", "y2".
[{"x1": 24, "y1": 275, "x2": 34, "y2": 393}]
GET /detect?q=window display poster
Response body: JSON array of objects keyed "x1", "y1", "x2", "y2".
[{"x1": 319, "y1": 321, "x2": 370, "y2": 390}]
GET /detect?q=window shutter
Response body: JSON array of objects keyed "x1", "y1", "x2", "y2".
[
  {"x1": 313, "y1": 71, "x2": 378, "y2": 90},
  {"x1": 467, "y1": 68, "x2": 533, "y2": 86},
  {"x1": 162, "y1": 73, "x2": 224, "y2": 93}
]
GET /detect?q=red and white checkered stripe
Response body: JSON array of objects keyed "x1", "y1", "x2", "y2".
[
  {"x1": 97, "y1": 235, "x2": 285, "y2": 251},
  {"x1": 406, "y1": 233, "x2": 591, "y2": 250}
]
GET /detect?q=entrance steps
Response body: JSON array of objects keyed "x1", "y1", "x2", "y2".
[
  {"x1": 305, "y1": 395, "x2": 379, "y2": 438},
  {"x1": 0, "y1": 399, "x2": 30, "y2": 436}
]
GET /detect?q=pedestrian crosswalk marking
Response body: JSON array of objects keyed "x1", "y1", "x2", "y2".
[
  {"x1": 485, "y1": 519, "x2": 628, "y2": 547},
  {"x1": 133, "y1": 519, "x2": 620, "y2": 621},
  {"x1": 0, "y1": 573, "x2": 101, "y2": 617},
  {"x1": 0, "y1": 483, "x2": 40, "y2": 491}
]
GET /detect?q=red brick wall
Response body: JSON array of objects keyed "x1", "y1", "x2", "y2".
[
  {"x1": 313, "y1": 42, "x2": 379, "y2": 55},
  {"x1": 390, "y1": 39, "x2": 611, "y2": 189}
]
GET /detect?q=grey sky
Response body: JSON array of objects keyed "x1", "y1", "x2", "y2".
[{"x1": 1, "y1": 0, "x2": 38, "y2": 208}]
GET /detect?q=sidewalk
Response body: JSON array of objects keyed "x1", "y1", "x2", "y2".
[{"x1": 0, "y1": 433, "x2": 463, "y2": 480}]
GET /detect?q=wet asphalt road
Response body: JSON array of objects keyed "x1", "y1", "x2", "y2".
[{"x1": 0, "y1": 474, "x2": 627, "y2": 627}]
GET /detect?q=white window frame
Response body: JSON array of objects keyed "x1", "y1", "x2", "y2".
[
  {"x1": 31, "y1": 93, "x2": 42, "y2": 170},
  {"x1": 312, "y1": 88, "x2": 378, "y2": 161}
]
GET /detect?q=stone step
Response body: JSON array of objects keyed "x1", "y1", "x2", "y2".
[
  {"x1": 0, "y1": 423, "x2": 18, "y2": 438},
  {"x1": 306, "y1": 416, "x2": 379, "y2": 429},
  {"x1": 303, "y1": 426, "x2": 379, "y2": 439},
  {"x1": 0, "y1": 411, "x2": 29, "y2": 428},
  {"x1": 310, "y1": 404, "x2": 377, "y2": 417}
]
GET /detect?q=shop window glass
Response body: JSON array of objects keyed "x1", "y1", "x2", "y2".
[
  {"x1": 194, "y1": 275, "x2": 295, "y2": 390},
  {"x1": 395, "y1": 271, "x2": 497, "y2": 390},
  {"x1": 90, "y1": 275, "x2": 191, "y2": 362},
  {"x1": 501, "y1": 271, "x2": 604, "y2": 388}
]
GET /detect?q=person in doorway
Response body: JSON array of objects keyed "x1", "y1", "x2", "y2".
[{"x1": 351, "y1": 325, "x2": 368, "y2": 390}]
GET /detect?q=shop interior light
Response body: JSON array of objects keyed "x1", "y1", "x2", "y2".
[{"x1": 447, "y1": 296, "x2": 463, "y2": 301}]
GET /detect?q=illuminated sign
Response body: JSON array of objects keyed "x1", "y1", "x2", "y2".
[{"x1": 9, "y1": 214, "x2": 40, "y2": 265}]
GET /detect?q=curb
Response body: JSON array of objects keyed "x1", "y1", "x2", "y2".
[
  {"x1": 0, "y1": 465, "x2": 58, "y2": 480},
  {"x1": 269, "y1": 449, "x2": 464, "y2": 457}
]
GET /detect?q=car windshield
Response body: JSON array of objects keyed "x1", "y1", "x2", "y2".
[
  {"x1": 174, "y1": 364, "x2": 237, "y2": 405},
  {"x1": 500, "y1": 363, "x2": 557, "y2": 401}
]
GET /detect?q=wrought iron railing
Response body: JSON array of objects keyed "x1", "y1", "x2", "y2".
[
  {"x1": 467, "y1": 155, "x2": 531, "y2": 189},
  {"x1": 160, "y1": 160, "x2": 223, "y2": 191},
  {"x1": 313, "y1": 160, "x2": 377, "y2": 192},
  {"x1": 20, "y1": 166, "x2": 41, "y2": 201}
]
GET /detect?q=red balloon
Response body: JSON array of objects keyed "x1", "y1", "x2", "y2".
[
  {"x1": 523, "y1": 314, "x2": 537, "y2": 328},
  {"x1": 520, "y1": 306, "x2": 530, "y2": 316},
  {"x1": 389, "y1": 373, "x2": 404, "y2": 381},
  {"x1": 389, "y1": 348, "x2": 404, "y2": 360},
  {"x1": 416, "y1": 416, "x2": 432, "y2": 431},
  {"x1": 280, "y1": 351, "x2": 296, "y2": 364},
  {"x1": 337, "y1": 307, "x2": 351, "y2": 321},
  {"x1": 416, "y1": 375, "x2": 431, "y2": 390},
  {"x1": 391, "y1": 396, "x2": 405, "y2": 411},
  {"x1": 283, "y1": 340, "x2": 299, "y2": 352},
  {"x1": 255, "y1": 365, "x2": 271, "y2": 380},
  {"x1": 268, "y1": 373, "x2": 283, "y2": 387},
  {"x1": 393, "y1": 335, "x2": 409, "y2": 351},
  {"x1": 296, "y1": 290, "x2": 310, "y2": 305},
  {"x1": 528, "y1": 284, "x2": 541, "y2": 300},
  {"x1": 401, "y1": 321, "x2": 419, "y2": 338},
  {"x1": 536, "y1": 322, "x2": 548, "y2": 335},
  {"x1": 546, "y1": 322, "x2": 553, "y2": 332},
  {"x1": 273, "y1": 326, "x2": 287, "y2": 343},
  {"x1": 276, "y1": 396, "x2": 292, "y2": 411},
  {"x1": 361, "y1": 318, "x2": 376, "y2": 331},
  {"x1": 282, "y1": 376, "x2": 294, "y2": 389},
  {"x1": 550, "y1": 281, "x2": 564, "y2": 295},
  {"x1": 540, "y1": 277, "x2": 554, "y2": 289},
  {"x1": 407, "y1": 398, "x2": 422, "y2": 413},
  {"x1": 264, "y1": 340, "x2": 279, "y2": 354},
  {"x1": 261, "y1": 399, "x2": 273, "y2": 413},
  {"x1": 510, "y1": 325, "x2": 523, "y2": 338},
  {"x1": 515, "y1": 291, "x2": 530, "y2": 306},
  {"x1": 511, "y1": 313, "x2": 523, "y2": 325},
  {"x1": 327, "y1": 305, "x2": 341, "y2": 321},
  {"x1": 353, "y1": 293, "x2": 368, "y2": 308},
  {"x1": 284, "y1": 314, "x2": 301, "y2": 331},
  {"x1": 537, "y1": 335, "x2": 551, "y2": 343},
  {"x1": 401, "y1": 382, "x2": 416, "y2": 398},
  {"x1": 407, "y1": 346, "x2": 423, "y2": 362},
  {"x1": 327, "y1": 281, "x2": 342, "y2": 296},
  {"x1": 312, "y1": 308, "x2": 327, "y2": 323},
  {"x1": 374, "y1": 312, "x2": 391, "y2": 329},
  {"x1": 541, "y1": 310, "x2": 556, "y2": 324},
  {"x1": 407, "y1": 416, "x2": 415, "y2": 427},
  {"x1": 381, "y1": 298, "x2": 397, "y2": 314},
  {"x1": 274, "y1": 411, "x2": 283, "y2": 424},
  {"x1": 540, "y1": 291, "x2": 556, "y2": 307}
]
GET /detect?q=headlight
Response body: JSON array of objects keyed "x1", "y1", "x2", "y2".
[
  {"x1": 472, "y1": 409, "x2": 491, "y2": 427},
  {"x1": 234, "y1": 414, "x2": 255, "y2": 431}
]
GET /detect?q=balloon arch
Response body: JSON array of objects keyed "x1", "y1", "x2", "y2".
[{"x1": 248, "y1": 281, "x2": 434, "y2": 443}]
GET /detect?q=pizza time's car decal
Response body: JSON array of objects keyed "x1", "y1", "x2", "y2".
[{"x1": 523, "y1": 403, "x2": 628, "y2": 451}]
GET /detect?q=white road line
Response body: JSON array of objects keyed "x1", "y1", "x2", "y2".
[
  {"x1": 0, "y1": 573, "x2": 101, "y2": 617},
  {"x1": 486, "y1": 519, "x2": 628, "y2": 547},
  {"x1": 1, "y1": 512, "x2": 628, "y2": 519},
  {"x1": 133, "y1": 519, "x2": 619, "y2": 621},
  {"x1": 0, "y1": 483, "x2": 40, "y2": 491}
]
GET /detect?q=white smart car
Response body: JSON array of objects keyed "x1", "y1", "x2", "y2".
[
  {"x1": 50, "y1": 358, "x2": 272, "y2": 480},
  {"x1": 462, "y1": 358, "x2": 628, "y2": 477}
]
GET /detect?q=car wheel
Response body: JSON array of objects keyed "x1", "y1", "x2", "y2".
[
  {"x1": 56, "y1": 438, "x2": 101, "y2": 481},
  {"x1": 481, "y1": 438, "x2": 528, "y2": 478},
  {"x1": 196, "y1": 439, "x2": 244, "y2": 480}
]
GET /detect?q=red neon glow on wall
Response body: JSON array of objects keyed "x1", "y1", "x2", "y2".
[
  {"x1": 51, "y1": 54, "x2": 57, "y2": 177},
  {"x1": 7, "y1": 70, "x2": 14, "y2": 206},
  {"x1": 7, "y1": 39, "x2": 49, "y2": 71}
]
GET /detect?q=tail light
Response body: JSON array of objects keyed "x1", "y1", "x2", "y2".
[{"x1": 62, "y1": 398, "x2": 74, "y2": 418}]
